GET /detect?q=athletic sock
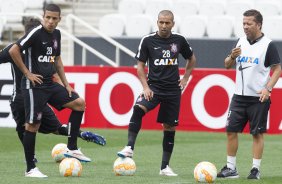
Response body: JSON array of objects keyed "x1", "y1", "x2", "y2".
[
  {"x1": 127, "y1": 106, "x2": 145, "y2": 150},
  {"x1": 252, "y1": 158, "x2": 261, "y2": 170},
  {"x1": 161, "y1": 131, "x2": 175, "y2": 170},
  {"x1": 23, "y1": 130, "x2": 36, "y2": 172},
  {"x1": 67, "y1": 111, "x2": 84, "y2": 150},
  {"x1": 17, "y1": 131, "x2": 24, "y2": 145},
  {"x1": 227, "y1": 155, "x2": 236, "y2": 170}
]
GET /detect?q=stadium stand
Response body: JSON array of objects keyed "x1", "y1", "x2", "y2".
[
  {"x1": 172, "y1": 0, "x2": 199, "y2": 18},
  {"x1": 255, "y1": 0, "x2": 281, "y2": 16},
  {"x1": 118, "y1": 0, "x2": 145, "y2": 16},
  {"x1": 198, "y1": 0, "x2": 226, "y2": 17},
  {"x1": 0, "y1": 0, "x2": 25, "y2": 26},
  {"x1": 263, "y1": 16, "x2": 282, "y2": 40},
  {"x1": 125, "y1": 14, "x2": 153, "y2": 37},
  {"x1": 233, "y1": 17, "x2": 244, "y2": 38},
  {"x1": 225, "y1": 0, "x2": 254, "y2": 17},
  {"x1": 99, "y1": 13, "x2": 126, "y2": 37},
  {"x1": 206, "y1": 15, "x2": 234, "y2": 39},
  {"x1": 144, "y1": 0, "x2": 172, "y2": 21},
  {"x1": 179, "y1": 15, "x2": 207, "y2": 38}
]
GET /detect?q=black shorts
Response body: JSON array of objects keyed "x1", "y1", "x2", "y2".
[
  {"x1": 135, "y1": 92, "x2": 181, "y2": 126},
  {"x1": 10, "y1": 98, "x2": 62, "y2": 134},
  {"x1": 226, "y1": 94, "x2": 270, "y2": 135},
  {"x1": 22, "y1": 82, "x2": 79, "y2": 124}
]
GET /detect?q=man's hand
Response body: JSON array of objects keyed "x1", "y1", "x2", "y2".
[
  {"x1": 143, "y1": 87, "x2": 153, "y2": 101},
  {"x1": 65, "y1": 85, "x2": 75, "y2": 97},
  {"x1": 257, "y1": 88, "x2": 270, "y2": 103},
  {"x1": 25, "y1": 72, "x2": 43, "y2": 86},
  {"x1": 179, "y1": 77, "x2": 189, "y2": 90}
]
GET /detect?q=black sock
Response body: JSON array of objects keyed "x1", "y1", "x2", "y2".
[
  {"x1": 23, "y1": 130, "x2": 36, "y2": 172},
  {"x1": 17, "y1": 130, "x2": 24, "y2": 146},
  {"x1": 127, "y1": 106, "x2": 145, "y2": 150},
  {"x1": 58, "y1": 124, "x2": 83, "y2": 138},
  {"x1": 161, "y1": 131, "x2": 175, "y2": 170},
  {"x1": 67, "y1": 111, "x2": 84, "y2": 150}
]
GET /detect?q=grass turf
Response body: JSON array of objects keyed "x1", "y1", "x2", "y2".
[{"x1": 0, "y1": 127, "x2": 282, "y2": 184}]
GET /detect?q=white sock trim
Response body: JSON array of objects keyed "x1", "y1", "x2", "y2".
[
  {"x1": 252, "y1": 158, "x2": 261, "y2": 170},
  {"x1": 227, "y1": 155, "x2": 236, "y2": 170}
]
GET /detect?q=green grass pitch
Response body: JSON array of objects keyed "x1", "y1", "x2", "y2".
[{"x1": 0, "y1": 127, "x2": 282, "y2": 184}]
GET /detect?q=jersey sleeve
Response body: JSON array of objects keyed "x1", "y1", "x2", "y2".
[
  {"x1": 16, "y1": 27, "x2": 39, "y2": 51},
  {"x1": 264, "y1": 41, "x2": 281, "y2": 67},
  {"x1": 135, "y1": 37, "x2": 149, "y2": 63},
  {"x1": 180, "y1": 37, "x2": 193, "y2": 60}
]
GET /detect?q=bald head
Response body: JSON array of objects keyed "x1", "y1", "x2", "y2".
[{"x1": 158, "y1": 10, "x2": 174, "y2": 22}]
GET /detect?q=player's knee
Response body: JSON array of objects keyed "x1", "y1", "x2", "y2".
[
  {"x1": 68, "y1": 98, "x2": 85, "y2": 111},
  {"x1": 25, "y1": 122, "x2": 40, "y2": 132},
  {"x1": 163, "y1": 123, "x2": 176, "y2": 131},
  {"x1": 130, "y1": 105, "x2": 146, "y2": 123},
  {"x1": 133, "y1": 105, "x2": 146, "y2": 117}
]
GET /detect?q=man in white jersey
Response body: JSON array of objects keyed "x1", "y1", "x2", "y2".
[{"x1": 217, "y1": 9, "x2": 281, "y2": 180}]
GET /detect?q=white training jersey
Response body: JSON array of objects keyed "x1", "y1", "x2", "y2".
[{"x1": 234, "y1": 36, "x2": 271, "y2": 97}]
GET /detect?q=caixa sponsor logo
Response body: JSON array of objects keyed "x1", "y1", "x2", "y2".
[{"x1": 38, "y1": 55, "x2": 55, "y2": 63}]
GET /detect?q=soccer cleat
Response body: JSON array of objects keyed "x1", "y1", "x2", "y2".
[
  {"x1": 64, "y1": 148, "x2": 91, "y2": 162},
  {"x1": 159, "y1": 165, "x2": 178, "y2": 176},
  {"x1": 247, "y1": 167, "x2": 260, "y2": 179},
  {"x1": 81, "y1": 131, "x2": 106, "y2": 146},
  {"x1": 25, "y1": 167, "x2": 48, "y2": 178},
  {"x1": 217, "y1": 165, "x2": 239, "y2": 178},
  {"x1": 117, "y1": 146, "x2": 133, "y2": 158}
]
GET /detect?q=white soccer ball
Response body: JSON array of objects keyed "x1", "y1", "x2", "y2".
[
  {"x1": 59, "y1": 158, "x2": 82, "y2": 177},
  {"x1": 194, "y1": 161, "x2": 217, "y2": 183},
  {"x1": 51, "y1": 143, "x2": 67, "y2": 162},
  {"x1": 113, "y1": 157, "x2": 136, "y2": 176}
]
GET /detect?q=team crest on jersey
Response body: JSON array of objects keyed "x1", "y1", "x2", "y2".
[
  {"x1": 170, "y1": 43, "x2": 178, "y2": 53},
  {"x1": 53, "y1": 39, "x2": 58, "y2": 49}
]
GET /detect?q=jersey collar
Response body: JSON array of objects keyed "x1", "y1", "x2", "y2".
[{"x1": 247, "y1": 33, "x2": 264, "y2": 45}]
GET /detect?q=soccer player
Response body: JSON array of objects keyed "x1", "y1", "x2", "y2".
[
  {"x1": 117, "y1": 10, "x2": 196, "y2": 176},
  {"x1": 4, "y1": 18, "x2": 106, "y2": 150},
  {"x1": 8, "y1": 4, "x2": 91, "y2": 177},
  {"x1": 217, "y1": 9, "x2": 281, "y2": 180}
]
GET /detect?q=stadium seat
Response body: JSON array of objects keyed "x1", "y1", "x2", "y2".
[
  {"x1": 225, "y1": 0, "x2": 254, "y2": 17},
  {"x1": 125, "y1": 14, "x2": 153, "y2": 37},
  {"x1": 23, "y1": 0, "x2": 44, "y2": 9},
  {"x1": 0, "y1": 0, "x2": 26, "y2": 23},
  {"x1": 233, "y1": 17, "x2": 244, "y2": 38},
  {"x1": 99, "y1": 14, "x2": 126, "y2": 37},
  {"x1": 198, "y1": 0, "x2": 226, "y2": 17},
  {"x1": 207, "y1": 15, "x2": 235, "y2": 39},
  {"x1": 118, "y1": 0, "x2": 145, "y2": 16},
  {"x1": 145, "y1": 0, "x2": 173, "y2": 22},
  {"x1": 263, "y1": 16, "x2": 282, "y2": 40},
  {"x1": 179, "y1": 15, "x2": 207, "y2": 38},
  {"x1": 172, "y1": 0, "x2": 199, "y2": 18},
  {"x1": 255, "y1": 0, "x2": 281, "y2": 16}
]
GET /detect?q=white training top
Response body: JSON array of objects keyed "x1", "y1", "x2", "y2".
[{"x1": 234, "y1": 36, "x2": 271, "y2": 97}]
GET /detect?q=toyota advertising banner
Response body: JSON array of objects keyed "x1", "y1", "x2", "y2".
[{"x1": 1, "y1": 64, "x2": 282, "y2": 133}]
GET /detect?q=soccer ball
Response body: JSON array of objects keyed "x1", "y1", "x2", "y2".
[
  {"x1": 113, "y1": 157, "x2": 136, "y2": 176},
  {"x1": 194, "y1": 161, "x2": 217, "y2": 183},
  {"x1": 59, "y1": 158, "x2": 82, "y2": 177},
  {"x1": 51, "y1": 143, "x2": 67, "y2": 162}
]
